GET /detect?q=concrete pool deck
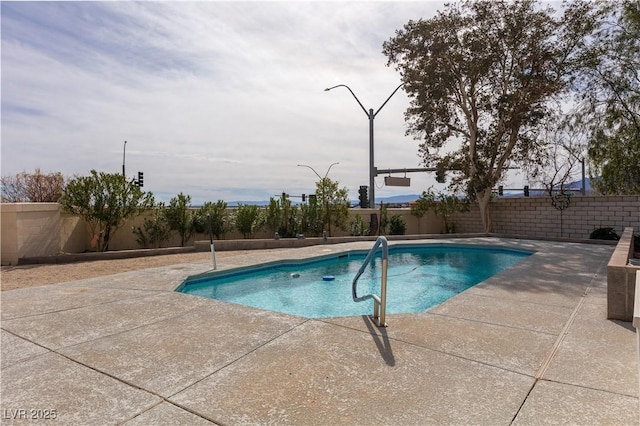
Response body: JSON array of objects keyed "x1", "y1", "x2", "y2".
[{"x1": 1, "y1": 237, "x2": 638, "y2": 425}]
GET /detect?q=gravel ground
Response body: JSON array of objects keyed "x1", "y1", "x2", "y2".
[{"x1": 0, "y1": 250, "x2": 272, "y2": 291}]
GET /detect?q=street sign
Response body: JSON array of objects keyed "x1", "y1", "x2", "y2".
[{"x1": 384, "y1": 176, "x2": 411, "y2": 187}]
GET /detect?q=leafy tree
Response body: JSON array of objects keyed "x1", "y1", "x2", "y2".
[
  {"x1": 315, "y1": 177, "x2": 350, "y2": 236},
  {"x1": 133, "y1": 203, "x2": 171, "y2": 248},
  {"x1": 195, "y1": 200, "x2": 231, "y2": 239},
  {"x1": 60, "y1": 170, "x2": 154, "y2": 251},
  {"x1": 577, "y1": 0, "x2": 640, "y2": 194},
  {"x1": 1, "y1": 169, "x2": 66, "y2": 202},
  {"x1": 164, "y1": 193, "x2": 195, "y2": 247},
  {"x1": 383, "y1": 0, "x2": 601, "y2": 231},
  {"x1": 234, "y1": 204, "x2": 264, "y2": 238},
  {"x1": 525, "y1": 113, "x2": 588, "y2": 196},
  {"x1": 413, "y1": 189, "x2": 470, "y2": 234},
  {"x1": 589, "y1": 124, "x2": 640, "y2": 194},
  {"x1": 410, "y1": 198, "x2": 429, "y2": 219}
]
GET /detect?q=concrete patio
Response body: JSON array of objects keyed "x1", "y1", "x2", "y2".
[{"x1": 1, "y1": 237, "x2": 638, "y2": 425}]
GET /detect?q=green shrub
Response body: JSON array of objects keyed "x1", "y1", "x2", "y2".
[
  {"x1": 164, "y1": 193, "x2": 196, "y2": 247},
  {"x1": 60, "y1": 170, "x2": 154, "y2": 251},
  {"x1": 589, "y1": 227, "x2": 620, "y2": 241},
  {"x1": 194, "y1": 200, "x2": 232, "y2": 239},
  {"x1": 234, "y1": 204, "x2": 264, "y2": 238},
  {"x1": 133, "y1": 203, "x2": 171, "y2": 248},
  {"x1": 298, "y1": 199, "x2": 323, "y2": 237},
  {"x1": 265, "y1": 195, "x2": 298, "y2": 238},
  {"x1": 389, "y1": 215, "x2": 407, "y2": 235},
  {"x1": 349, "y1": 215, "x2": 368, "y2": 236},
  {"x1": 379, "y1": 203, "x2": 389, "y2": 235}
]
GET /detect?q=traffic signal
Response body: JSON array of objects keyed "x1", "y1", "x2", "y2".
[
  {"x1": 137, "y1": 171, "x2": 144, "y2": 187},
  {"x1": 302, "y1": 194, "x2": 306, "y2": 202},
  {"x1": 358, "y1": 186, "x2": 368, "y2": 208},
  {"x1": 498, "y1": 186, "x2": 503, "y2": 196},
  {"x1": 524, "y1": 185, "x2": 530, "y2": 197}
]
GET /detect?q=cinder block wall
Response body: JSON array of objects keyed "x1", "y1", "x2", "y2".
[{"x1": 451, "y1": 195, "x2": 640, "y2": 239}]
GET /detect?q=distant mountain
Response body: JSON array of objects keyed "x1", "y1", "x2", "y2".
[
  {"x1": 227, "y1": 200, "x2": 267, "y2": 207},
  {"x1": 555, "y1": 177, "x2": 593, "y2": 191},
  {"x1": 225, "y1": 194, "x2": 422, "y2": 207},
  {"x1": 500, "y1": 177, "x2": 595, "y2": 197},
  {"x1": 376, "y1": 194, "x2": 421, "y2": 204}
]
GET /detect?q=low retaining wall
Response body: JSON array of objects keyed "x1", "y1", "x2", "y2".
[
  {"x1": 15, "y1": 233, "x2": 493, "y2": 265},
  {"x1": 17, "y1": 246, "x2": 196, "y2": 265},
  {"x1": 608, "y1": 228, "x2": 640, "y2": 321},
  {"x1": 193, "y1": 233, "x2": 489, "y2": 252},
  {"x1": 194, "y1": 236, "x2": 371, "y2": 252},
  {"x1": 632, "y1": 268, "x2": 640, "y2": 421}
]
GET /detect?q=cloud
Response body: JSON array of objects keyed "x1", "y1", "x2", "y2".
[{"x1": 2, "y1": 1, "x2": 449, "y2": 204}]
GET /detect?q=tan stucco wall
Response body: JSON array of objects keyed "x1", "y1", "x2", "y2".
[
  {"x1": 1, "y1": 204, "x2": 19, "y2": 264},
  {"x1": 1, "y1": 203, "x2": 87, "y2": 265},
  {"x1": 0, "y1": 203, "x2": 70, "y2": 265},
  {"x1": 1, "y1": 204, "x2": 443, "y2": 264}
]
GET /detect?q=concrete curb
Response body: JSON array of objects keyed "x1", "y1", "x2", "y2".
[{"x1": 16, "y1": 232, "x2": 615, "y2": 265}]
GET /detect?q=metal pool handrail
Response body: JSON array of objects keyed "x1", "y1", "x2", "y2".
[{"x1": 352, "y1": 236, "x2": 389, "y2": 327}]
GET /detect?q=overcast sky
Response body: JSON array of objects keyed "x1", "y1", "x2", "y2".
[{"x1": 2, "y1": 1, "x2": 530, "y2": 204}]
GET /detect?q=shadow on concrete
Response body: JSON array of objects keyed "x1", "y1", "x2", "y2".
[{"x1": 361, "y1": 315, "x2": 395, "y2": 367}]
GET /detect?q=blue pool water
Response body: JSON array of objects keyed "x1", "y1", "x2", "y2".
[{"x1": 179, "y1": 244, "x2": 531, "y2": 318}]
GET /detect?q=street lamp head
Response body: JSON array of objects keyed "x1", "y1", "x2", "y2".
[
  {"x1": 324, "y1": 84, "x2": 346, "y2": 92},
  {"x1": 298, "y1": 163, "x2": 339, "y2": 180}
]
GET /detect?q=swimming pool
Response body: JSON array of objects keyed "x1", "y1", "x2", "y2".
[{"x1": 178, "y1": 244, "x2": 532, "y2": 319}]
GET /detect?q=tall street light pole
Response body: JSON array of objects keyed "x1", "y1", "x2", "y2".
[
  {"x1": 325, "y1": 83, "x2": 404, "y2": 208},
  {"x1": 122, "y1": 140, "x2": 127, "y2": 178}
]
